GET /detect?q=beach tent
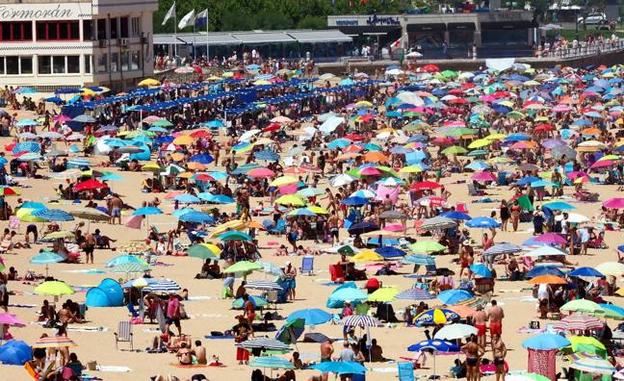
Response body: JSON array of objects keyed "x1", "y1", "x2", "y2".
[{"x1": 86, "y1": 278, "x2": 124, "y2": 307}]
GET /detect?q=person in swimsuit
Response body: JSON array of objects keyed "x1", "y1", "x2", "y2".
[
  {"x1": 493, "y1": 337, "x2": 507, "y2": 381},
  {"x1": 487, "y1": 300, "x2": 505, "y2": 352},
  {"x1": 461, "y1": 334, "x2": 484, "y2": 381},
  {"x1": 472, "y1": 305, "x2": 488, "y2": 349}
]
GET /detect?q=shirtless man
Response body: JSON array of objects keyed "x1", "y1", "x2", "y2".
[
  {"x1": 328, "y1": 213, "x2": 340, "y2": 245},
  {"x1": 320, "y1": 338, "x2": 334, "y2": 362},
  {"x1": 487, "y1": 300, "x2": 505, "y2": 352},
  {"x1": 108, "y1": 194, "x2": 123, "y2": 225},
  {"x1": 472, "y1": 305, "x2": 488, "y2": 349},
  {"x1": 493, "y1": 337, "x2": 507, "y2": 381},
  {"x1": 461, "y1": 334, "x2": 484, "y2": 381},
  {"x1": 193, "y1": 340, "x2": 207, "y2": 365},
  {"x1": 83, "y1": 231, "x2": 96, "y2": 264}
]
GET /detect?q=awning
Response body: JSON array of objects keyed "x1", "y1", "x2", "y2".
[
  {"x1": 154, "y1": 33, "x2": 240, "y2": 46},
  {"x1": 288, "y1": 30, "x2": 352, "y2": 43},
  {"x1": 481, "y1": 21, "x2": 535, "y2": 30},
  {"x1": 234, "y1": 32, "x2": 295, "y2": 44},
  {"x1": 153, "y1": 34, "x2": 184, "y2": 45},
  {"x1": 407, "y1": 23, "x2": 446, "y2": 32}
]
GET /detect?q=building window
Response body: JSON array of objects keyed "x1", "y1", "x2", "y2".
[
  {"x1": 120, "y1": 51, "x2": 129, "y2": 71},
  {"x1": 97, "y1": 19, "x2": 106, "y2": 40},
  {"x1": 38, "y1": 55, "x2": 51, "y2": 74},
  {"x1": 67, "y1": 56, "x2": 80, "y2": 73},
  {"x1": 131, "y1": 50, "x2": 140, "y2": 70},
  {"x1": 120, "y1": 17, "x2": 129, "y2": 38},
  {"x1": 0, "y1": 22, "x2": 32, "y2": 42},
  {"x1": 21, "y1": 56, "x2": 33, "y2": 74},
  {"x1": 97, "y1": 54, "x2": 108, "y2": 73},
  {"x1": 52, "y1": 56, "x2": 65, "y2": 74},
  {"x1": 84, "y1": 55, "x2": 92, "y2": 74},
  {"x1": 110, "y1": 17, "x2": 118, "y2": 40},
  {"x1": 36, "y1": 21, "x2": 80, "y2": 41},
  {"x1": 5, "y1": 56, "x2": 18, "y2": 75},
  {"x1": 111, "y1": 52, "x2": 119, "y2": 72},
  {"x1": 83, "y1": 20, "x2": 93, "y2": 41},
  {"x1": 131, "y1": 17, "x2": 140, "y2": 37},
  {"x1": 0, "y1": 58, "x2": 4, "y2": 75}
]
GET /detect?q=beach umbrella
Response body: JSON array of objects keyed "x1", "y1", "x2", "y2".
[
  {"x1": 310, "y1": 361, "x2": 366, "y2": 375},
  {"x1": 569, "y1": 353, "x2": 615, "y2": 375},
  {"x1": 569, "y1": 267, "x2": 604, "y2": 278},
  {"x1": 72, "y1": 114, "x2": 96, "y2": 123},
  {"x1": 249, "y1": 356, "x2": 294, "y2": 370},
  {"x1": 553, "y1": 314, "x2": 604, "y2": 332},
  {"x1": 110, "y1": 262, "x2": 149, "y2": 274},
  {"x1": 187, "y1": 244, "x2": 221, "y2": 260},
  {"x1": 411, "y1": 181, "x2": 441, "y2": 191},
  {"x1": 374, "y1": 246, "x2": 406, "y2": 258},
  {"x1": 218, "y1": 231, "x2": 252, "y2": 242},
  {"x1": 347, "y1": 221, "x2": 379, "y2": 235},
  {"x1": 524, "y1": 246, "x2": 567, "y2": 257},
  {"x1": 132, "y1": 206, "x2": 163, "y2": 216},
  {"x1": 596, "y1": 262, "x2": 624, "y2": 276},
  {"x1": 410, "y1": 241, "x2": 446, "y2": 254},
  {"x1": 73, "y1": 179, "x2": 106, "y2": 192},
  {"x1": 30, "y1": 251, "x2": 64, "y2": 277},
  {"x1": 526, "y1": 266, "x2": 565, "y2": 279},
  {"x1": 106, "y1": 255, "x2": 148, "y2": 268},
  {"x1": 143, "y1": 278, "x2": 181, "y2": 293},
  {"x1": 542, "y1": 201, "x2": 575, "y2": 211},
  {"x1": 351, "y1": 250, "x2": 384, "y2": 262},
  {"x1": 484, "y1": 243, "x2": 522, "y2": 257},
  {"x1": 179, "y1": 211, "x2": 214, "y2": 224},
  {"x1": 31, "y1": 209, "x2": 74, "y2": 222},
  {"x1": 396, "y1": 288, "x2": 434, "y2": 301},
  {"x1": 327, "y1": 287, "x2": 368, "y2": 307},
  {"x1": 223, "y1": 261, "x2": 262, "y2": 274},
  {"x1": 506, "y1": 373, "x2": 551, "y2": 381},
  {"x1": 603, "y1": 197, "x2": 624, "y2": 209},
  {"x1": 32, "y1": 336, "x2": 77, "y2": 349},
  {"x1": 138, "y1": 78, "x2": 160, "y2": 87},
  {"x1": 470, "y1": 263, "x2": 493, "y2": 278},
  {"x1": 533, "y1": 232, "x2": 567, "y2": 246},
  {"x1": 472, "y1": 171, "x2": 497, "y2": 183},
  {"x1": 437, "y1": 289, "x2": 473, "y2": 305},
  {"x1": 342, "y1": 315, "x2": 381, "y2": 328},
  {"x1": 528, "y1": 275, "x2": 568, "y2": 285},
  {"x1": 245, "y1": 280, "x2": 283, "y2": 291},
  {"x1": 367, "y1": 287, "x2": 399, "y2": 303},
  {"x1": 237, "y1": 338, "x2": 290, "y2": 351},
  {"x1": 522, "y1": 333, "x2": 570, "y2": 350},
  {"x1": 599, "y1": 304, "x2": 624, "y2": 319},
  {"x1": 275, "y1": 194, "x2": 306, "y2": 207},
  {"x1": 286, "y1": 309, "x2": 332, "y2": 325},
  {"x1": 275, "y1": 319, "x2": 305, "y2": 346},
  {"x1": 174, "y1": 194, "x2": 201, "y2": 204},
  {"x1": 402, "y1": 254, "x2": 435, "y2": 266},
  {"x1": 466, "y1": 217, "x2": 501, "y2": 229},
  {"x1": 434, "y1": 323, "x2": 478, "y2": 340},
  {"x1": 560, "y1": 299, "x2": 604, "y2": 315},
  {"x1": 419, "y1": 217, "x2": 456, "y2": 231},
  {"x1": 232, "y1": 295, "x2": 267, "y2": 310},
  {"x1": 257, "y1": 261, "x2": 285, "y2": 277},
  {"x1": 33, "y1": 281, "x2": 74, "y2": 297},
  {"x1": 0, "y1": 340, "x2": 32, "y2": 365},
  {"x1": 414, "y1": 308, "x2": 460, "y2": 326},
  {"x1": 407, "y1": 339, "x2": 458, "y2": 377},
  {"x1": 0, "y1": 313, "x2": 25, "y2": 328},
  {"x1": 440, "y1": 211, "x2": 471, "y2": 221}
]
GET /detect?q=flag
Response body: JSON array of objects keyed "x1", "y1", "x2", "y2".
[
  {"x1": 161, "y1": 2, "x2": 176, "y2": 26},
  {"x1": 390, "y1": 35, "x2": 405, "y2": 49},
  {"x1": 178, "y1": 9, "x2": 195, "y2": 30},
  {"x1": 195, "y1": 9, "x2": 208, "y2": 28}
]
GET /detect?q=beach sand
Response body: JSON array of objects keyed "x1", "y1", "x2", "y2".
[{"x1": 0, "y1": 106, "x2": 622, "y2": 381}]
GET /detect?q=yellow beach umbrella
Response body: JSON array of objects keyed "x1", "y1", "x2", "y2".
[
  {"x1": 468, "y1": 138, "x2": 492, "y2": 149},
  {"x1": 307, "y1": 206, "x2": 329, "y2": 215},
  {"x1": 138, "y1": 78, "x2": 160, "y2": 87},
  {"x1": 352, "y1": 249, "x2": 384, "y2": 262},
  {"x1": 399, "y1": 165, "x2": 423, "y2": 173},
  {"x1": 173, "y1": 135, "x2": 194, "y2": 146},
  {"x1": 368, "y1": 287, "x2": 400, "y2": 302},
  {"x1": 275, "y1": 194, "x2": 305, "y2": 206},
  {"x1": 485, "y1": 133, "x2": 506, "y2": 141},
  {"x1": 141, "y1": 163, "x2": 161, "y2": 172},
  {"x1": 270, "y1": 176, "x2": 298, "y2": 187}
]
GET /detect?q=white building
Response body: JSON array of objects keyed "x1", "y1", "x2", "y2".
[{"x1": 0, "y1": 0, "x2": 157, "y2": 90}]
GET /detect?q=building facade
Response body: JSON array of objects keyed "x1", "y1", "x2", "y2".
[
  {"x1": 0, "y1": 0, "x2": 157, "y2": 90},
  {"x1": 328, "y1": 10, "x2": 536, "y2": 59}
]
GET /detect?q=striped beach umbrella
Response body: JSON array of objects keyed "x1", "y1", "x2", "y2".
[
  {"x1": 32, "y1": 336, "x2": 78, "y2": 348},
  {"x1": 32, "y1": 209, "x2": 75, "y2": 222},
  {"x1": 341, "y1": 315, "x2": 380, "y2": 328},
  {"x1": 109, "y1": 262, "x2": 149, "y2": 273},
  {"x1": 396, "y1": 288, "x2": 434, "y2": 301},
  {"x1": 249, "y1": 356, "x2": 294, "y2": 369},
  {"x1": 245, "y1": 280, "x2": 284, "y2": 291},
  {"x1": 484, "y1": 242, "x2": 523, "y2": 257},
  {"x1": 569, "y1": 353, "x2": 615, "y2": 375},
  {"x1": 237, "y1": 338, "x2": 291, "y2": 351},
  {"x1": 419, "y1": 216, "x2": 456, "y2": 231},
  {"x1": 143, "y1": 279, "x2": 181, "y2": 293},
  {"x1": 553, "y1": 314, "x2": 604, "y2": 332}
]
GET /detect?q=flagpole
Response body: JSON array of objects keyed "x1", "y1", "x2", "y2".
[
  {"x1": 206, "y1": 9, "x2": 209, "y2": 60},
  {"x1": 173, "y1": 1, "x2": 177, "y2": 58}
]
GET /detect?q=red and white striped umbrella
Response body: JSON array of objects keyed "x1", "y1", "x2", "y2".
[
  {"x1": 552, "y1": 314, "x2": 603, "y2": 332},
  {"x1": 32, "y1": 336, "x2": 78, "y2": 348}
]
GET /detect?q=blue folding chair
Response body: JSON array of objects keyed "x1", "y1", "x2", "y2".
[{"x1": 300, "y1": 256, "x2": 314, "y2": 275}]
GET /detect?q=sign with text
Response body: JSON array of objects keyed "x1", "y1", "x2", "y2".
[{"x1": 0, "y1": 4, "x2": 74, "y2": 21}]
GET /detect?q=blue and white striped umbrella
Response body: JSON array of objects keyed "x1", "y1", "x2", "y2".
[
  {"x1": 341, "y1": 315, "x2": 380, "y2": 328},
  {"x1": 13, "y1": 141, "x2": 41, "y2": 154},
  {"x1": 402, "y1": 254, "x2": 435, "y2": 266},
  {"x1": 143, "y1": 279, "x2": 181, "y2": 293},
  {"x1": 110, "y1": 262, "x2": 149, "y2": 273},
  {"x1": 237, "y1": 338, "x2": 291, "y2": 351},
  {"x1": 245, "y1": 280, "x2": 283, "y2": 291},
  {"x1": 484, "y1": 242, "x2": 522, "y2": 257},
  {"x1": 569, "y1": 353, "x2": 615, "y2": 375},
  {"x1": 396, "y1": 288, "x2": 434, "y2": 301},
  {"x1": 67, "y1": 158, "x2": 91, "y2": 169},
  {"x1": 32, "y1": 209, "x2": 75, "y2": 222},
  {"x1": 249, "y1": 356, "x2": 294, "y2": 370}
]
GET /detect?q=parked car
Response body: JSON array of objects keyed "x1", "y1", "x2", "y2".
[{"x1": 577, "y1": 12, "x2": 607, "y2": 25}]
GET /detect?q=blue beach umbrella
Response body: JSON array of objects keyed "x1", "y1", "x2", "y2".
[
  {"x1": 469, "y1": 263, "x2": 493, "y2": 278},
  {"x1": 30, "y1": 251, "x2": 64, "y2": 264},
  {"x1": 286, "y1": 309, "x2": 332, "y2": 325},
  {"x1": 543, "y1": 201, "x2": 575, "y2": 211},
  {"x1": 402, "y1": 254, "x2": 435, "y2": 266},
  {"x1": 441, "y1": 211, "x2": 472, "y2": 220},
  {"x1": 249, "y1": 356, "x2": 294, "y2": 369},
  {"x1": 218, "y1": 231, "x2": 252, "y2": 242},
  {"x1": 522, "y1": 333, "x2": 570, "y2": 350},
  {"x1": 133, "y1": 206, "x2": 163, "y2": 216},
  {"x1": 174, "y1": 194, "x2": 201, "y2": 204},
  {"x1": 310, "y1": 361, "x2": 366, "y2": 375},
  {"x1": 466, "y1": 216, "x2": 501, "y2": 229},
  {"x1": 375, "y1": 246, "x2": 406, "y2": 258},
  {"x1": 407, "y1": 339, "x2": 459, "y2": 352},
  {"x1": 526, "y1": 266, "x2": 565, "y2": 278},
  {"x1": 106, "y1": 255, "x2": 148, "y2": 268},
  {"x1": 0, "y1": 340, "x2": 32, "y2": 365},
  {"x1": 189, "y1": 154, "x2": 214, "y2": 165},
  {"x1": 178, "y1": 211, "x2": 214, "y2": 224},
  {"x1": 396, "y1": 288, "x2": 434, "y2": 301},
  {"x1": 569, "y1": 267, "x2": 604, "y2": 278},
  {"x1": 31, "y1": 209, "x2": 74, "y2": 222},
  {"x1": 437, "y1": 289, "x2": 473, "y2": 305}
]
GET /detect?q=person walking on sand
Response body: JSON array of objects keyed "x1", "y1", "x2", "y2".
[
  {"x1": 487, "y1": 300, "x2": 504, "y2": 352},
  {"x1": 472, "y1": 305, "x2": 488, "y2": 349},
  {"x1": 462, "y1": 334, "x2": 484, "y2": 381},
  {"x1": 493, "y1": 337, "x2": 507, "y2": 381}
]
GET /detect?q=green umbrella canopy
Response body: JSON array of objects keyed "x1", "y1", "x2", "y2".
[
  {"x1": 441, "y1": 146, "x2": 468, "y2": 155},
  {"x1": 34, "y1": 281, "x2": 75, "y2": 296},
  {"x1": 187, "y1": 244, "x2": 221, "y2": 260},
  {"x1": 410, "y1": 241, "x2": 446, "y2": 254},
  {"x1": 223, "y1": 260, "x2": 262, "y2": 274}
]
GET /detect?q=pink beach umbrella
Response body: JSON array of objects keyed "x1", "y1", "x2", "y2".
[
  {"x1": 360, "y1": 167, "x2": 382, "y2": 176},
  {"x1": 534, "y1": 233, "x2": 567, "y2": 246},
  {"x1": 376, "y1": 185, "x2": 400, "y2": 203},
  {"x1": 471, "y1": 171, "x2": 496, "y2": 183},
  {"x1": 248, "y1": 168, "x2": 276, "y2": 178},
  {"x1": 0, "y1": 313, "x2": 26, "y2": 327},
  {"x1": 603, "y1": 197, "x2": 624, "y2": 209},
  {"x1": 278, "y1": 184, "x2": 298, "y2": 195},
  {"x1": 384, "y1": 223, "x2": 405, "y2": 232}
]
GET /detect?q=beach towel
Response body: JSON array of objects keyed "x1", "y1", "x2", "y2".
[
  {"x1": 125, "y1": 215, "x2": 143, "y2": 229},
  {"x1": 204, "y1": 335, "x2": 234, "y2": 340},
  {"x1": 67, "y1": 326, "x2": 108, "y2": 332},
  {"x1": 527, "y1": 348, "x2": 556, "y2": 381},
  {"x1": 96, "y1": 365, "x2": 131, "y2": 372}
]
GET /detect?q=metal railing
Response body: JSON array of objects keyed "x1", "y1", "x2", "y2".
[{"x1": 537, "y1": 38, "x2": 624, "y2": 59}]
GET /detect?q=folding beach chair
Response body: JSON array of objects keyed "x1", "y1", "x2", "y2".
[
  {"x1": 300, "y1": 255, "x2": 314, "y2": 275},
  {"x1": 114, "y1": 321, "x2": 133, "y2": 350},
  {"x1": 398, "y1": 361, "x2": 415, "y2": 381}
]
